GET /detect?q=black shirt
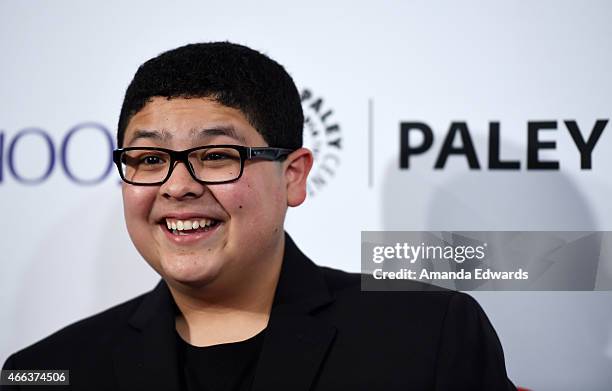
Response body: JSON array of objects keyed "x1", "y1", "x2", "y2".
[{"x1": 176, "y1": 329, "x2": 266, "y2": 391}]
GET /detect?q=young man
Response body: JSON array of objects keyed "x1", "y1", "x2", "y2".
[{"x1": 2, "y1": 42, "x2": 516, "y2": 390}]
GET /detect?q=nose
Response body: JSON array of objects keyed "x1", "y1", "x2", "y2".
[{"x1": 160, "y1": 161, "x2": 206, "y2": 200}]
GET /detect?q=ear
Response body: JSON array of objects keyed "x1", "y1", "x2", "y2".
[{"x1": 283, "y1": 148, "x2": 313, "y2": 207}]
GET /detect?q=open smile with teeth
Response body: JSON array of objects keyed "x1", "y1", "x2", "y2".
[{"x1": 164, "y1": 218, "x2": 220, "y2": 235}]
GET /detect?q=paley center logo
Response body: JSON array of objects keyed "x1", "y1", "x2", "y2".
[
  {"x1": 0, "y1": 88, "x2": 344, "y2": 188},
  {"x1": 300, "y1": 88, "x2": 342, "y2": 196},
  {"x1": 399, "y1": 120, "x2": 608, "y2": 170}
]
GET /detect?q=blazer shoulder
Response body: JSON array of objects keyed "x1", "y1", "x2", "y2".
[
  {"x1": 318, "y1": 265, "x2": 457, "y2": 299},
  {"x1": 316, "y1": 265, "x2": 495, "y2": 330},
  {"x1": 5, "y1": 289, "x2": 149, "y2": 366}
]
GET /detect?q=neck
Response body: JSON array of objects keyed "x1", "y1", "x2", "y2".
[{"x1": 168, "y1": 234, "x2": 285, "y2": 346}]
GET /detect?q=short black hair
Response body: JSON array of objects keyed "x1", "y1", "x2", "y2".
[{"x1": 117, "y1": 42, "x2": 303, "y2": 149}]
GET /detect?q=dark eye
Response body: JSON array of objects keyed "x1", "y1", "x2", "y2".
[
  {"x1": 141, "y1": 155, "x2": 164, "y2": 165},
  {"x1": 202, "y1": 152, "x2": 230, "y2": 161}
]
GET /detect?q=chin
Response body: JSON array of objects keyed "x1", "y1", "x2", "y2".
[{"x1": 158, "y1": 255, "x2": 221, "y2": 287}]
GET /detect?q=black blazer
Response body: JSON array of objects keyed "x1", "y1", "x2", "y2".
[{"x1": 2, "y1": 235, "x2": 516, "y2": 390}]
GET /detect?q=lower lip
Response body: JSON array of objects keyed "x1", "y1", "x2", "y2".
[{"x1": 160, "y1": 222, "x2": 222, "y2": 245}]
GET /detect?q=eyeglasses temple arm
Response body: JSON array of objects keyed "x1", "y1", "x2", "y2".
[{"x1": 248, "y1": 148, "x2": 294, "y2": 161}]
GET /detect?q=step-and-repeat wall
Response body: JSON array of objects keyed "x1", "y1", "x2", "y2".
[{"x1": 2, "y1": 1, "x2": 611, "y2": 389}]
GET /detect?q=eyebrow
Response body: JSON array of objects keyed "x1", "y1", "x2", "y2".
[
  {"x1": 192, "y1": 126, "x2": 247, "y2": 144},
  {"x1": 126, "y1": 126, "x2": 247, "y2": 146},
  {"x1": 126, "y1": 129, "x2": 172, "y2": 145}
]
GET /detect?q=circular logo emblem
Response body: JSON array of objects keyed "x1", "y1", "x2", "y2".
[{"x1": 300, "y1": 88, "x2": 342, "y2": 196}]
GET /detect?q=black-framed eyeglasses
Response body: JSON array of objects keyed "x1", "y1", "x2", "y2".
[{"x1": 112, "y1": 145, "x2": 294, "y2": 185}]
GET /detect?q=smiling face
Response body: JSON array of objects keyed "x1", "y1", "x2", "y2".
[{"x1": 121, "y1": 97, "x2": 309, "y2": 293}]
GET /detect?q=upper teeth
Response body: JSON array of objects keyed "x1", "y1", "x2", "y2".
[{"x1": 166, "y1": 218, "x2": 215, "y2": 231}]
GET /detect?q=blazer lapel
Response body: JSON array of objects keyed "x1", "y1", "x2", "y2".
[
  {"x1": 112, "y1": 281, "x2": 182, "y2": 391},
  {"x1": 252, "y1": 234, "x2": 337, "y2": 391},
  {"x1": 110, "y1": 233, "x2": 336, "y2": 391}
]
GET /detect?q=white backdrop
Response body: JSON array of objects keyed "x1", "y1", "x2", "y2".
[{"x1": 2, "y1": 1, "x2": 612, "y2": 389}]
